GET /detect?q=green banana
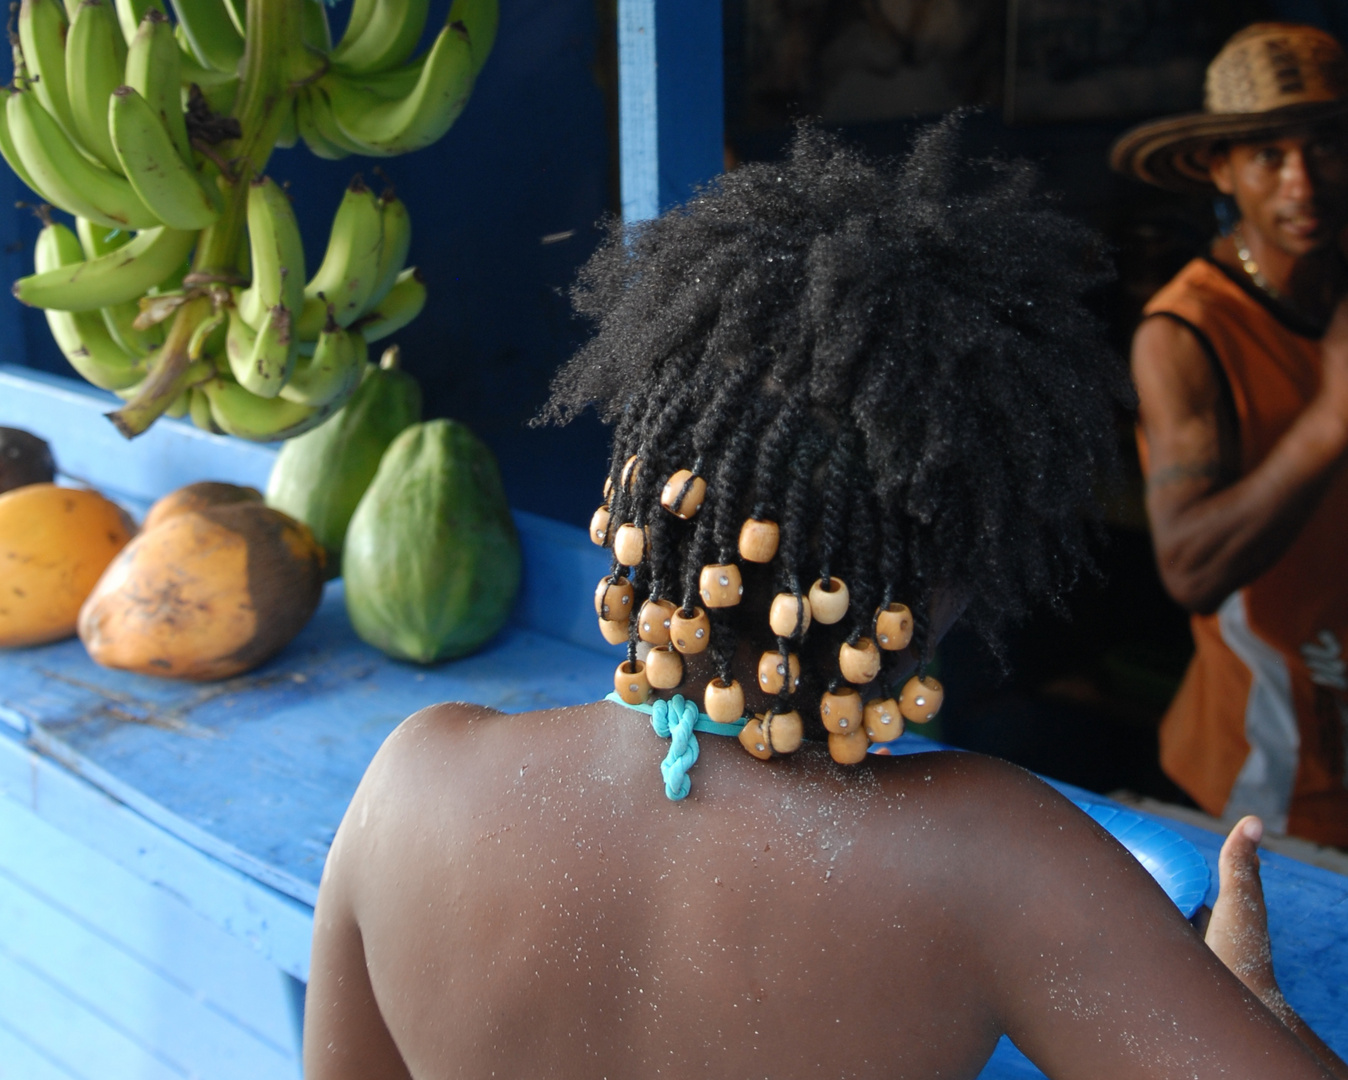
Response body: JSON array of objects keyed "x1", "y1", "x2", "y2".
[
  {"x1": 204, "y1": 376, "x2": 334, "y2": 441},
  {"x1": 354, "y1": 267, "x2": 425, "y2": 343},
  {"x1": 0, "y1": 82, "x2": 44, "y2": 198},
  {"x1": 299, "y1": 177, "x2": 384, "y2": 331},
  {"x1": 105, "y1": 296, "x2": 165, "y2": 355},
  {"x1": 71, "y1": 217, "x2": 160, "y2": 356},
  {"x1": 113, "y1": 0, "x2": 166, "y2": 45},
  {"x1": 368, "y1": 190, "x2": 411, "y2": 307},
  {"x1": 322, "y1": 21, "x2": 475, "y2": 156},
  {"x1": 329, "y1": 0, "x2": 380, "y2": 73},
  {"x1": 109, "y1": 85, "x2": 219, "y2": 229},
  {"x1": 164, "y1": 388, "x2": 191, "y2": 419},
  {"x1": 332, "y1": 0, "x2": 430, "y2": 76},
  {"x1": 168, "y1": 0, "x2": 243, "y2": 73},
  {"x1": 18, "y1": 0, "x2": 78, "y2": 143},
  {"x1": 6, "y1": 88, "x2": 160, "y2": 229},
  {"x1": 447, "y1": 0, "x2": 498, "y2": 75},
  {"x1": 280, "y1": 311, "x2": 366, "y2": 407},
  {"x1": 302, "y1": 0, "x2": 332, "y2": 51},
  {"x1": 34, "y1": 220, "x2": 146, "y2": 389},
  {"x1": 226, "y1": 304, "x2": 295, "y2": 397},
  {"x1": 237, "y1": 176, "x2": 306, "y2": 328},
  {"x1": 13, "y1": 224, "x2": 196, "y2": 310},
  {"x1": 187, "y1": 385, "x2": 218, "y2": 432},
  {"x1": 187, "y1": 306, "x2": 225, "y2": 359},
  {"x1": 66, "y1": 0, "x2": 129, "y2": 173},
  {"x1": 125, "y1": 9, "x2": 190, "y2": 161},
  {"x1": 220, "y1": 0, "x2": 244, "y2": 37},
  {"x1": 294, "y1": 86, "x2": 366, "y2": 159}
]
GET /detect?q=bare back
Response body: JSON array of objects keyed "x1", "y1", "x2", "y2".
[{"x1": 305, "y1": 702, "x2": 1331, "y2": 1079}]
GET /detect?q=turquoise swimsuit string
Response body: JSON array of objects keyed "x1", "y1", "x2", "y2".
[{"x1": 605, "y1": 691, "x2": 746, "y2": 801}]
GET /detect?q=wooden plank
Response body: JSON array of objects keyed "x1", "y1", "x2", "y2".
[
  {"x1": 0, "y1": 792, "x2": 300, "y2": 1053},
  {"x1": 0, "y1": 736, "x2": 314, "y2": 982},
  {"x1": 0, "y1": 946, "x2": 186, "y2": 1080},
  {"x1": 0, "y1": 601, "x2": 617, "y2": 905},
  {"x1": 618, "y1": 0, "x2": 724, "y2": 221},
  {"x1": 0, "y1": 365, "x2": 615, "y2": 913},
  {"x1": 0, "y1": 1018, "x2": 76, "y2": 1080},
  {"x1": 0, "y1": 871, "x2": 299, "y2": 1079},
  {"x1": 617, "y1": 0, "x2": 658, "y2": 221},
  {"x1": 0, "y1": 364, "x2": 276, "y2": 500}
]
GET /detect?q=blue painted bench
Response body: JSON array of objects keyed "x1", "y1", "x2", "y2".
[{"x1": 2, "y1": 365, "x2": 1346, "y2": 1078}]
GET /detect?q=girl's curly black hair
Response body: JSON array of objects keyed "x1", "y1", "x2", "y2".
[{"x1": 541, "y1": 115, "x2": 1133, "y2": 714}]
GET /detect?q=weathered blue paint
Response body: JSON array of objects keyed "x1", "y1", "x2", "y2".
[{"x1": 618, "y1": 0, "x2": 724, "y2": 221}]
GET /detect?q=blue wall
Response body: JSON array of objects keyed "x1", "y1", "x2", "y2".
[{"x1": 1, "y1": 0, "x2": 614, "y2": 527}]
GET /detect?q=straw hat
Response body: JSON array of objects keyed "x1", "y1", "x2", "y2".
[{"x1": 1109, "y1": 23, "x2": 1348, "y2": 192}]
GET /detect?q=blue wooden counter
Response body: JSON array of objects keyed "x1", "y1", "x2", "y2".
[{"x1": 2, "y1": 365, "x2": 1345, "y2": 1078}]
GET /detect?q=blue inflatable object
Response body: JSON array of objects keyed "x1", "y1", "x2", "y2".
[{"x1": 1074, "y1": 801, "x2": 1211, "y2": 919}]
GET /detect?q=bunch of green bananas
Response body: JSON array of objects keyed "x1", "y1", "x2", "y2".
[
  {"x1": 0, "y1": 0, "x2": 494, "y2": 439},
  {"x1": 3, "y1": 0, "x2": 219, "y2": 233},
  {"x1": 293, "y1": 0, "x2": 496, "y2": 158}
]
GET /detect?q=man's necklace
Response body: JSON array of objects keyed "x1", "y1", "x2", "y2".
[{"x1": 1231, "y1": 223, "x2": 1284, "y2": 301}]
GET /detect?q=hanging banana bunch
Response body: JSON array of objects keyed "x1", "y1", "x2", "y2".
[{"x1": 1, "y1": 0, "x2": 490, "y2": 440}]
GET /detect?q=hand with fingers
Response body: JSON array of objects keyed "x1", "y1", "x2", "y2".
[{"x1": 1206, "y1": 816, "x2": 1348, "y2": 1079}]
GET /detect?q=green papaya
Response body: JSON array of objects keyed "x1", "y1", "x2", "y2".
[
  {"x1": 343, "y1": 418, "x2": 521, "y2": 663},
  {"x1": 265, "y1": 345, "x2": 422, "y2": 571}
]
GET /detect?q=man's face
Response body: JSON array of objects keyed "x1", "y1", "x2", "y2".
[{"x1": 1208, "y1": 125, "x2": 1348, "y2": 256}]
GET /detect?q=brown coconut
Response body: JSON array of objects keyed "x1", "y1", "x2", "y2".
[{"x1": 78, "y1": 494, "x2": 325, "y2": 680}]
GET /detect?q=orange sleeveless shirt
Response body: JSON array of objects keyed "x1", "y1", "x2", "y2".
[{"x1": 1141, "y1": 257, "x2": 1348, "y2": 847}]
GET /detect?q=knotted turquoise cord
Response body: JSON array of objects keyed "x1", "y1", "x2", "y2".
[{"x1": 605, "y1": 692, "x2": 747, "y2": 800}]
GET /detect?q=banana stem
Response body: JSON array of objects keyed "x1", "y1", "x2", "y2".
[
  {"x1": 108, "y1": 0, "x2": 307, "y2": 437},
  {"x1": 107, "y1": 295, "x2": 214, "y2": 436}
]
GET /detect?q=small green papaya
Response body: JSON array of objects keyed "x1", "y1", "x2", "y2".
[
  {"x1": 265, "y1": 346, "x2": 422, "y2": 570},
  {"x1": 343, "y1": 418, "x2": 520, "y2": 663}
]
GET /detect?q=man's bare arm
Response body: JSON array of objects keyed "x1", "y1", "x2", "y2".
[{"x1": 1132, "y1": 305, "x2": 1348, "y2": 613}]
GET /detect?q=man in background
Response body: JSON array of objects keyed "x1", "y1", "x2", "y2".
[{"x1": 1112, "y1": 22, "x2": 1348, "y2": 846}]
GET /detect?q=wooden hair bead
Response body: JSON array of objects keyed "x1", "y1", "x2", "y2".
[
  {"x1": 765, "y1": 709, "x2": 804, "y2": 754},
  {"x1": 828, "y1": 727, "x2": 870, "y2": 765},
  {"x1": 808, "y1": 577, "x2": 849, "y2": 624},
  {"x1": 621, "y1": 454, "x2": 641, "y2": 489},
  {"x1": 863, "y1": 697, "x2": 903, "y2": 743},
  {"x1": 839, "y1": 637, "x2": 881, "y2": 684},
  {"x1": 670, "y1": 606, "x2": 711, "y2": 654},
  {"x1": 589, "y1": 505, "x2": 611, "y2": 546},
  {"x1": 738, "y1": 518, "x2": 779, "y2": 563},
  {"x1": 704, "y1": 678, "x2": 745, "y2": 724},
  {"x1": 594, "y1": 576, "x2": 635, "y2": 621},
  {"x1": 757, "y1": 650, "x2": 801, "y2": 694},
  {"x1": 699, "y1": 563, "x2": 743, "y2": 608},
  {"x1": 597, "y1": 616, "x2": 629, "y2": 645},
  {"x1": 638, "y1": 598, "x2": 676, "y2": 646},
  {"x1": 898, "y1": 675, "x2": 944, "y2": 723},
  {"x1": 660, "y1": 469, "x2": 706, "y2": 519},
  {"x1": 738, "y1": 715, "x2": 774, "y2": 760},
  {"x1": 768, "y1": 592, "x2": 811, "y2": 638},
  {"x1": 614, "y1": 659, "x2": 649, "y2": 705},
  {"x1": 602, "y1": 475, "x2": 613, "y2": 500},
  {"x1": 875, "y1": 603, "x2": 914, "y2": 651},
  {"x1": 646, "y1": 644, "x2": 684, "y2": 689},
  {"x1": 613, "y1": 523, "x2": 644, "y2": 566},
  {"x1": 819, "y1": 687, "x2": 863, "y2": 734}
]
